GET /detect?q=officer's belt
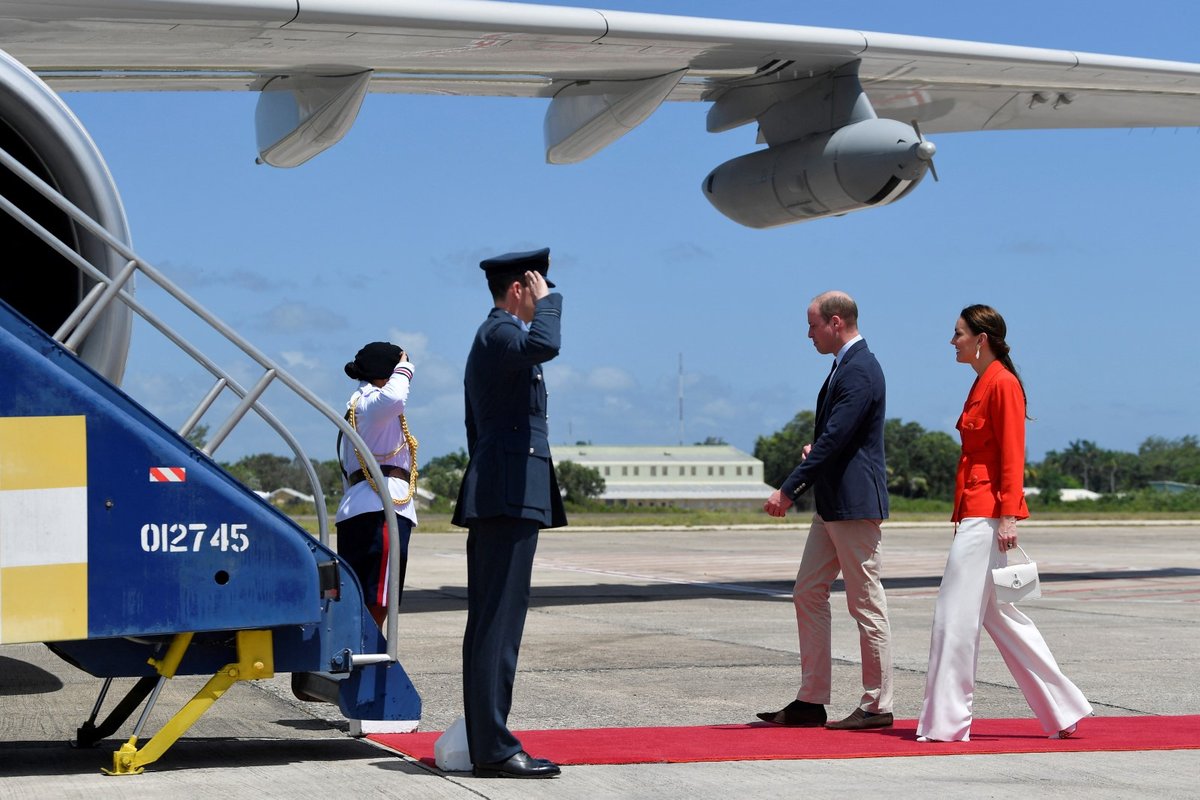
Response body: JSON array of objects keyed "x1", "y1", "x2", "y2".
[{"x1": 347, "y1": 465, "x2": 411, "y2": 486}]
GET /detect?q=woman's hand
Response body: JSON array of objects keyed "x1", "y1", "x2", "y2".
[{"x1": 997, "y1": 515, "x2": 1018, "y2": 552}]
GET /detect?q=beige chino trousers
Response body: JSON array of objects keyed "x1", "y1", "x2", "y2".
[{"x1": 792, "y1": 514, "x2": 893, "y2": 713}]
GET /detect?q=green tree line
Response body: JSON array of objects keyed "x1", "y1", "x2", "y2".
[
  {"x1": 754, "y1": 410, "x2": 1200, "y2": 505},
  {"x1": 211, "y1": 440, "x2": 607, "y2": 511},
  {"x1": 1035, "y1": 435, "x2": 1200, "y2": 493},
  {"x1": 199, "y1": 419, "x2": 1199, "y2": 512}
]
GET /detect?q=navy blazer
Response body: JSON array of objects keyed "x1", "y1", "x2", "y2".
[
  {"x1": 452, "y1": 294, "x2": 567, "y2": 529},
  {"x1": 780, "y1": 339, "x2": 889, "y2": 521}
]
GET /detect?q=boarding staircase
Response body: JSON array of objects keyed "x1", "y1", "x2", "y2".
[{"x1": 0, "y1": 145, "x2": 420, "y2": 773}]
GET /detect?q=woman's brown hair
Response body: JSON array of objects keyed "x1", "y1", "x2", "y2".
[{"x1": 961, "y1": 304, "x2": 1029, "y2": 415}]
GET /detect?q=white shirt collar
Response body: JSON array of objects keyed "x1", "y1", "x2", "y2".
[
  {"x1": 508, "y1": 312, "x2": 530, "y2": 332},
  {"x1": 834, "y1": 334, "x2": 863, "y2": 366}
]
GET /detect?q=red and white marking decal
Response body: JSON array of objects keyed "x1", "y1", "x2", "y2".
[{"x1": 149, "y1": 467, "x2": 187, "y2": 483}]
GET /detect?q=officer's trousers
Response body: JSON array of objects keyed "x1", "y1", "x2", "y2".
[
  {"x1": 916, "y1": 517, "x2": 1092, "y2": 741},
  {"x1": 462, "y1": 517, "x2": 539, "y2": 764}
]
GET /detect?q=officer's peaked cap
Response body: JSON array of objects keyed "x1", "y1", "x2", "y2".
[{"x1": 479, "y1": 247, "x2": 555, "y2": 287}]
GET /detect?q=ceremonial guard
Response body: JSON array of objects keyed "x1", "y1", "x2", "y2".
[{"x1": 335, "y1": 341, "x2": 418, "y2": 630}]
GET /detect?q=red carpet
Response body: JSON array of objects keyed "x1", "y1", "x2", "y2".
[{"x1": 370, "y1": 716, "x2": 1200, "y2": 767}]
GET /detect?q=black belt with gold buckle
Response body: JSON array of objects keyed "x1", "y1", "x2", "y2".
[{"x1": 347, "y1": 465, "x2": 410, "y2": 486}]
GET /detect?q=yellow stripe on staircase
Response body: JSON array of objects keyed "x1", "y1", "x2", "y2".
[
  {"x1": 0, "y1": 415, "x2": 87, "y2": 490},
  {"x1": 0, "y1": 415, "x2": 88, "y2": 644}
]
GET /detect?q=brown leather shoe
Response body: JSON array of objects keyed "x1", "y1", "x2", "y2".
[
  {"x1": 825, "y1": 708, "x2": 894, "y2": 730},
  {"x1": 755, "y1": 699, "x2": 827, "y2": 727}
]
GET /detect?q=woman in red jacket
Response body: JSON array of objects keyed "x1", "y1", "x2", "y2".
[{"x1": 916, "y1": 305, "x2": 1091, "y2": 743}]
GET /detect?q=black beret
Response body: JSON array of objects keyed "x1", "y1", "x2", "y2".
[
  {"x1": 479, "y1": 247, "x2": 555, "y2": 287},
  {"x1": 345, "y1": 341, "x2": 402, "y2": 381}
]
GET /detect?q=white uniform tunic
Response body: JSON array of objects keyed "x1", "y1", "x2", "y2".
[{"x1": 335, "y1": 361, "x2": 418, "y2": 526}]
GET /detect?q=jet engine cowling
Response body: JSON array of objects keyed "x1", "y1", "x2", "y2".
[
  {"x1": 701, "y1": 118, "x2": 934, "y2": 229},
  {"x1": 0, "y1": 49, "x2": 132, "y2": 383}
]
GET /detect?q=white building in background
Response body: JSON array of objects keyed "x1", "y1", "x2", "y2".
[
  {"x1": 552, "y1": 444, "x2": 774, "y2": 510},
  {"x1": 256, "y1": 486, "x2": 436, "y2": 509},
  {"x1": 1023, "y1": 487, "x2": 1102, "y2": 502}
]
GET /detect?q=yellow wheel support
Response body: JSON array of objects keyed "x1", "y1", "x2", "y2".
[{"x1": 104, "y1": 630, "x2": 274, "y2": 775}]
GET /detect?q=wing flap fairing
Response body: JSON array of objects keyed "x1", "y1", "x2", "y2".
[
  {"x1": 255, "y1": 68, "x2": 373, "y2": 167},
  {"x1": 544, "y1": 69, "x2": 685, "y2": 163}
]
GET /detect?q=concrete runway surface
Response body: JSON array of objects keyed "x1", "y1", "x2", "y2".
[{"x1": 2, "y1": 520, "x2": 1197, "y2": 799}]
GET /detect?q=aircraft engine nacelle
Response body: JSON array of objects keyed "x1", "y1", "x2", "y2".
[
  {"x1": 0, "y1": 49, "x2": 132, "y2": 383},
  {"x1": 701, "y1": 118, "x2": 934, "y2": 229}
]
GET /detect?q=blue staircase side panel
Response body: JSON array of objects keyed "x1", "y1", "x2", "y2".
[
  {"x1": 3, "y1": 301, "x2": 421, "y2": 720},
  {"x1": 51, "y1": 567, "x2": 377, "y2": 678},
  {"x1": 337, "y1": 622, "x2": 422, "y2": 721},
  {"x1": 0, "y1": 299, "x2": 330, "y2": 639},
  {"x1": 340, "y1": 660, "x2": 422, "y2": 722}
]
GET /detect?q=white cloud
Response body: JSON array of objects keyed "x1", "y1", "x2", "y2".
[
  {"x1": 159, "y1": 260, "x2": 274, "y2": 292},
  {"x1": 543, "y1": 363, "x2": 582, "y2": 393},
  {"x1": 259, "y1": 302, "x2": 348, "y2": 334},
  {"x1": 587, "y1": 366, "x2": 635, "y2": 392},
  {"x1": 601, "y1": 395, "x2": 635, "y2": 413},
  {"x1": 279, "y1": 350, "x2": 319, "y2": 370},
  {"x1": 409, "y1": 360, "x2": 458, "y2": 394},
  {"x1": 700, "y1": 398, "x2": 738, "y2": 419},
  {"x1": 387, "y1": 329, "x2": 430, "y2": 361}
]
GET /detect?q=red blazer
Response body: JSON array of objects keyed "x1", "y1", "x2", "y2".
[{"x1": 952, "y1": 360, "x2": 1030, "y2": 523}]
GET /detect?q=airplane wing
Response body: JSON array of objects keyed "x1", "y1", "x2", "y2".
[
  {"x1": 3, "y1": 1, "x2": 1198, "y2": 124},
  {"x1": 2, "y1": 0, "x2": 1198, "y2": 225}
]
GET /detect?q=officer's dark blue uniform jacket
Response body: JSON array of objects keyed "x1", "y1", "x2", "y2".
[
  {"x1": 452, "y1": 294, "x2": 567, "y2": 529},
  {"x1": 780, "y1": 339, "x2": 889, "y2": 521}
]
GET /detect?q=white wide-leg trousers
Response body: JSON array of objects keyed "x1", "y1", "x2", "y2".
[{"x1": 916, "y1": 517, "x2": 1092, "y2": 741}]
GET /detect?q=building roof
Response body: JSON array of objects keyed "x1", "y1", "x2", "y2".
[
  {"x1": 552, "y1": 444, "x2": 758, "y2": 463},
  {"x1": 255, "y1": 487, "x2": 315, "y2": 504},
  {"x1": 551, "y1": 444, "x2": 774, "y2": 501}
]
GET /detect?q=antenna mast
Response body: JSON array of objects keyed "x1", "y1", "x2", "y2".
[{"x1": 678, "y1": 353, "x2": 684, "y2": 446}]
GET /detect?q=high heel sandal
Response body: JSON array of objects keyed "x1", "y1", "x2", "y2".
[{"x1": 1050, "y1": 722, "x2": 1078, "y2": 740}]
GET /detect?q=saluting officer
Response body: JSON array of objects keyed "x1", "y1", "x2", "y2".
[{"x1": 453, "y1": 247, "x2": 566, "y2": 779}]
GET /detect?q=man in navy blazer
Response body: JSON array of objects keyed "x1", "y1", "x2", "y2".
[
  {"x1": 452, "y1": 247, "x2": 566, "y2": 779},
  {"x1": 760, "y1": 291, "x2": 894, "y2": 731}
]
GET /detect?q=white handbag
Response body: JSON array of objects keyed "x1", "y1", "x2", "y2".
[{"x1": 992, "y1": 545, "x2": 1041, "y2": 604}]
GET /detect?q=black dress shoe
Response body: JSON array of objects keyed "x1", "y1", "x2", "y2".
[
  {"x1": 755, "y1": 699, "x2": 827, "y2": 727},
  {"x1": 473, "y1": 750, "x2": 561, "y2": 779}
]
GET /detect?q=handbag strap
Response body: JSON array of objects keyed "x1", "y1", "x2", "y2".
[{"x1": 1009, "y1": 544, "x2": 1033, "y2": 564}]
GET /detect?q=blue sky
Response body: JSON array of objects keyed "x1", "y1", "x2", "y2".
[{"x1": 61, "y1": 0, "x2": 1200, "y2": 467}]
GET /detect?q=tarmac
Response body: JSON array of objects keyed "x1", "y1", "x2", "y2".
[{"x1": 2, "y1": 520, "x2": 1198, "y2": 799}]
